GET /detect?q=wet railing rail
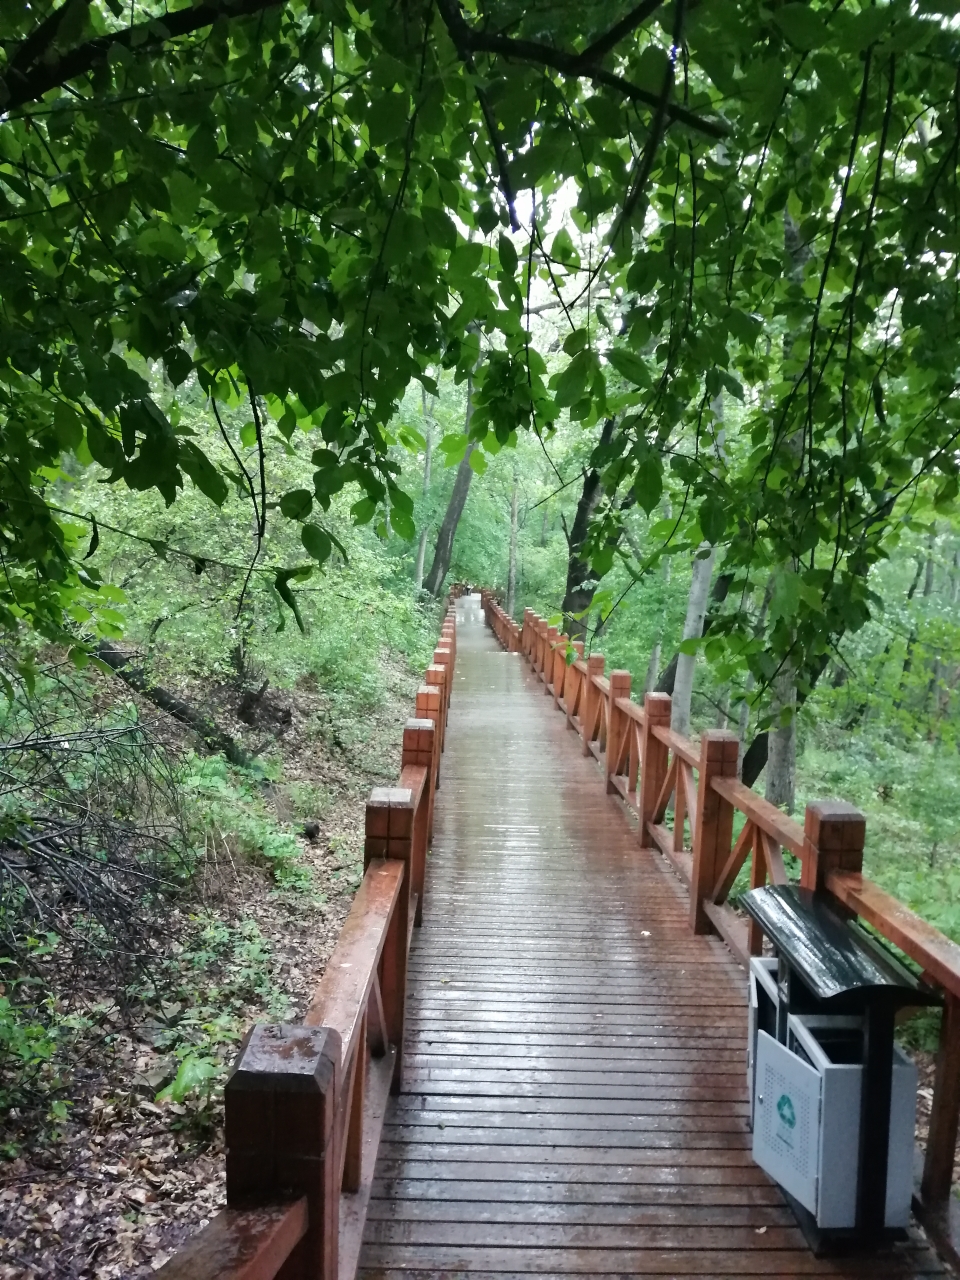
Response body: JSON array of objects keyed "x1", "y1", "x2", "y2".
[
  {"x1": 482, "y1": 589, "x2": 960, "y2": 1239},
  {"x1": 157, "y1": 609, "x2": 457, "y2": 1280}
]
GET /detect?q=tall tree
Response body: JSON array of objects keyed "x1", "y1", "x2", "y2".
[
  {"x1": 423, "y1": 377, "x2": 477, "y2": 597},
  {"x1": 506, "y1": 477, "x2": 519, "y2": 618},
  {"x1": 413, "y1": 390, "x2": 435, "y2": 594}
]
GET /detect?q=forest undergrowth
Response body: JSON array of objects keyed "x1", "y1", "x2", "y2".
[{"x1": 0, "y1": 563, "x2": 437, "y2": 1278}]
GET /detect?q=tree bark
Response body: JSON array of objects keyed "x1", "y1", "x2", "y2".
[
  {"x1": 506, "y1": 480, "x2": 518, "y2": 617},
  {"x1": 670, "y1": 544, "x2": 717, "y2": 736},
  {"x1": 656, "y1": 570, "x2": 732, "y2": 694},
  {"x1": 413, "y1": 400, "x2": 433, "y2": 593},
  {"x1": 644, "y1": 641, "x2": 661, "y2": 695},
  {"x1": 96, "y1": 642, "x2": 250, "y2": 767},
  {"x1": 423, "y1": 376, "x2": 476, "y2": 597},
  {"x1": 765, "y1": 659, "x2": 797, "y2": 812},
  {"x1": 560, "y1": 418, "x2": 617, "y2": 640},
  {"x1": 896, "y1": 532, "x2": 935, "y2": 709}
]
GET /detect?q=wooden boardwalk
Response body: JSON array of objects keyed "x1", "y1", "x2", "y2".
[{"x1": 357, "y1": 597, "x2": 947, "y2": 1278}]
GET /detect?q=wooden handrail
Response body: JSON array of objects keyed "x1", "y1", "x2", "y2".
[
  {"x1": 303, "y1": 859, "x2": 404, "y2": 1065},
  {"x1": 480, "y1": 587, "x2": 960, "y2": 1218},
  {"x1": 710, "y1": 775, "x2": 806, "y2": 858},
  {"x1": 615, "y1": 695, "x2": 645, "y2": 724},
  {"x1": 158, "y1": 609, "x2": 455, "y2": 1280},
  {"x1": 827, "y1": 870, "x2": 960, "y2": 1001},
  {"x1": 651, "y1": 723, "x2": 700, "y2": 769},
  {"x1": 156, "y1": 1199, "x2": 309, "y2": 1280}
]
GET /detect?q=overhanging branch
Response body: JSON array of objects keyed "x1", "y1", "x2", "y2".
[{"x1": 435, "y1": 0, "x2": 725, "y2": 138}]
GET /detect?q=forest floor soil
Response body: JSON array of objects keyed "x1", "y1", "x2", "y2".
[{"x1": 0, "y1": 653, "x2": 417, "y2": 1280}]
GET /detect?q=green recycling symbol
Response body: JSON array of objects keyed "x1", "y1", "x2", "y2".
[{"x1": 777, "y1": 1094, "x2": 797, "y2": 1129}]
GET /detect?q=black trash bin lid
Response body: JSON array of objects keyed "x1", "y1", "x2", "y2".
[{"x1": 742, "y1": 885, "x2": 938, "y2": 1006}]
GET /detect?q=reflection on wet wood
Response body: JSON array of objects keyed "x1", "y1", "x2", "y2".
[{"x1": 358, "y1": 597, "x2": 945, "y2": 1279}]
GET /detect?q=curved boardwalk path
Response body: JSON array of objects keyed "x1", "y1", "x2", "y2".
[{"x1": 358, "y1": 596, "x2": 945, "y2": 1278}]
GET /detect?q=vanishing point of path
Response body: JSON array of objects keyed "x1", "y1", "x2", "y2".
[{"x1": 358, "y1": 595, "x2": 946, "y2": 1278}]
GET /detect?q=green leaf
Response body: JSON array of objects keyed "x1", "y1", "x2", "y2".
[
  {"x1": 633, "y1": 456, "x2": 663, "y2": 514},
  {"x1": 591, "y1": 544, "x2": 615, "y2": 577},
  {"x1": 366, "y1": 91, "x2": 410, "y2": 146},
  {"x1": 86, "y1": 421, "x2": 123, "y2": 471},
  {"x1": 633, "y1": 46, "x2": 670, "y2": 94},
  {"x1": 180, "y1": 441, "x2": 228, "y2": 506},
  {"x1": 562, "y1": 328, "x2": 589, "y2": 356},
  {"x1": 698, "y1": 496, "x2": 726, "y2": 544},
  {"x1": 773, "y1": 4, "x2": 825, "y2": 50},
  {"x1": 836, "y1": 6, "x2": 893, "y2": 50},
  {"x1": 448, "y1": 241, "x2": 484, "y2": 288},
  {"x1": 163, "y1": 347, "x2": 193, "y2": 386},
  {"x1": 606, "y1": 347, "x2": 650, "y2": 387},
  {"x1": 438, "y1": 432, "x2": 469, "y2": 465},
  {"x1": 584, "y1": 94, "x2": 623, "y2": 136},
  {"x1": 273, "y1": 567, "x2": 310, "y2": 633},
  {"x1": 301, "y1": 522, "x2": 332, "y2": 563},
  {"x1": 498, "y1": 232, "x2": 518, "y2": 276},
  {"x1": 280, "y1": 488, "x2": 313, "y2": 520},
  {"x1": 678, "y1": 636, "x2": 701, "y2": 656},
  {"x1": 156, "y1": 1055, "x2": 218, "y2": 1103},
  {"x1": 83, "y1": 515, "x2": 99, "y2": 560},
  {"x1": 391, "y1": 508, "x2": 416, "y2": 539},
  {"x1": 351, "y1": 497, "x2": 377, "y2": 524},
  {"x1": 421, "y1": 205, "x2": 457, "y2": 251},
  {"x1": 467, "y1": 447, "x2": 487, "y2": 475},
  {"x1": 553, "y1": 349, "x2": 595, "y2": 408},
  {"x1": 550, "y1": 228, "x2": 580, "y2": 268}
]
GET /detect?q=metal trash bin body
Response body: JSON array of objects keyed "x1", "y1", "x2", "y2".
[
  {"x1": 753, "y1": 1015, "x2": 917, "y2": 1229},
  {"x1": 742, "y1": 885, "x2": 937, "y2": 1247}
]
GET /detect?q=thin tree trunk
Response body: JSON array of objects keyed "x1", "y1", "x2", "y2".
[
  {"x1": 644, "y1": 642, "x2": 661, "y2": 695},
  {"x1": 716, "y1": 688, "x2": 729, "y2": 730},
  {"x1": 561, "y1": 418, "x2": 617, "y2": 640},
  {"x1": 414, "y1": 528, "x2": 429, "y2": 592},
  {"x1": 413, "y1": 394, "x2": 434, "y2": 593},
  {"x1": 896, "y1": 532, "x2": 936, "y2": 709},
  {"x1": 96, "y1": 643, "x2": 249, "y2": 767},
  {"x1": 737, "y1": 673, "x2": 755, "y2": 776},
  {"x1": 506, "y1": 480, "x2": 518, "y2": 617},
  {"x1": 423, "y1": 376, "x2": 476, "y2": 597},
  {"x1": 765, "y1": 659, "x2": 797, "y2": 812},
  {"x1": 670, "y1": 544, "x2": 717, "y2": 735}
]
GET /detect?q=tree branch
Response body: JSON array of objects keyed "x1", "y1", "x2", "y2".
[
  {"x1": 6, "y1": 0, "x2": 92, "y2": 80},
  {"x1": 435, "y1": 0, "x2": 724, "y2": 138},
  {"x1": 571, "y1": 0, "x2": 666, "y2": 70},
  {"x1": 1, "y1": 0, "x2": 281, "y2": 112}
]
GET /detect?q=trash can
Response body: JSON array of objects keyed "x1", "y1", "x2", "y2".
[{"x1": 742, "y1": 884, "x2": 938, "y2": 1251}]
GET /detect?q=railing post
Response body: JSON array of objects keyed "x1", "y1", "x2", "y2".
[
  {"x1": 225, "y1": 1023, "x2": 341, "y2": 1280},
  {"x1": 521, "y1": 608, "x2": 532, "y2": 656},
  {"x1": 364, "y1": 787, "x2": 413, "y2": 1091},
  {"x1": 544, "y1": 626, "x2": 558, "y2": 690},
  {"x1": 638, "y1": 692, "x2": 671, "y2": 846},
  {"x1": 552, "y1": 634, "x2": 569, "y2": 707},
  {"x1": 800, "y1": 800, "x2": 866, "y2": 892},
  {"x1": 425, "y1": 663, "x2": 446, "y2": 753},
  {"x1": 690, "y1": 729, "x2": 739, "y2": 935},
  {"x1": 402, "y1": 718, "x2": 435, "y2": 926},
  {"x1": 415, "y1": 683, "x2": 442, "y2": 812},
  {"x1": 433, "y1": 643, "x2": 453, "y2": 720},
  {"x1": 580, "y1": 654, "x2": 604, "y2": 754},
  {"x1": 605, "y1": 671, "x2": 631, "y2": 794},
  {"x1": 922, "y1": 992, "x2": 960, "y2": 1204}
]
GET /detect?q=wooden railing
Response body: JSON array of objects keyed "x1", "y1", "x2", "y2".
[
  {"x1": 157, "y1": 608, "x2": 456, "y2": 1280},
  {"x1": 481, "y1": 590, "x2": 960, "y2": 1237}
]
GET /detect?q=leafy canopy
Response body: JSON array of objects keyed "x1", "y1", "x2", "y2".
[{"x1": 2, "y1": 0, "x2": 960, "y2": 683}]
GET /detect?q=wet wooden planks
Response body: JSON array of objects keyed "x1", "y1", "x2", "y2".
[{"x1": 357, "y1": 596, "x2": 946, "y2": 1279}]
